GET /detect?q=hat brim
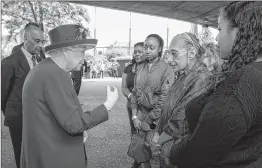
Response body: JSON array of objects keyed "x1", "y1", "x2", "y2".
[{"x1": 45, "y1": 39, "x2": 97, "y2": 52}]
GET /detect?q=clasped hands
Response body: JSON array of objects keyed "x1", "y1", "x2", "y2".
[
  {"x1": 133, "y1": 118, "x2": 162, "y2": 156},
  {"x1": 132, "y1": 118, "x2": 151, "y2": 131}
]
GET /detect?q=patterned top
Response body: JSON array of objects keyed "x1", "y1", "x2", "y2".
[
  {"x1": 169, "y1": 61, "x2": 262, "y2": 168},
  {"x1": 131, "y1": 59, "x2": 175, "y2": 124},
  {"x1": 157, "y1": 62, "x2": 212, "y2": 138}
]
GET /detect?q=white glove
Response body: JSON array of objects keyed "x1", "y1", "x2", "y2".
[
  {"x1": 103, "y1": 85, "x2": 119, "y2": 111},
  {"x1": 83, "y1": 131, "x2": 88, "y2": 143}
]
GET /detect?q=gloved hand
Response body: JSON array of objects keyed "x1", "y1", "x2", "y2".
[
  {"x1": 83, "y1": 131, "x2": 88, "y2": 143},
  {"x1": 103, "y1": 85, "x2": 119, "y2": 111}
]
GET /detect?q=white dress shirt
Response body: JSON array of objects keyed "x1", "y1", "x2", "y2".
[{"x1": 21, "y1": 46, "x2": 38, "y2": 69}]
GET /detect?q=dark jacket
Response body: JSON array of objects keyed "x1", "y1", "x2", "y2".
[
  {"x1": 169, "y1": 61, "x2": 262, "y2": 168},
  {"x1": 1, "y1": 49, "x2": 30, "y2": 128},
  {"x1": 131, "y1": 59, "x2": 175, "y2": 124},
  {"x1": 71, "y1": 69, "x2": 83, "y2": 79}
]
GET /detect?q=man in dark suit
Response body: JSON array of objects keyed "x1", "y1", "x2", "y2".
[
  {"x1": 11, "y1": 22, "x2": 46, "y2": 61},
  {"x1": 1, "y1": 25, "x2": 45, "y2": 168},
  {"x1": 71, "y1": 68, "x2": 84, "y2": 96}
]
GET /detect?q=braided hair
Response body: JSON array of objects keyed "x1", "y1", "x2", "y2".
[{"x1": 221, "y1": 1, "x2": 262, "y2": 73}]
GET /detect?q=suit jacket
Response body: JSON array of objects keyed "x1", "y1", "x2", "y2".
[
  {"x1": 11, "y1": 43, "x2": 23, "y2": 54},
  {"x1": 1, "y1": 49, "x2": 32, "y2": 128},
  {"x1": 71, "y1": 69, "x2": 83, "y2": 79},
  {"x1": 21, "y1": 58, "x2": 108, "y2": 168},
  {"x1": 83, "y1": 61, "x2": 88, "y2": 72}
]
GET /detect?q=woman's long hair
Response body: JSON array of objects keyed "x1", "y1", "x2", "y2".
[{"x1": 216, "y1": 1, "x2": 262, "y2": 83}]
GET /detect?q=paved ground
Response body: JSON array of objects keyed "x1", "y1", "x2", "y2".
[{"x1": 1, "y1": 77, "x2": 159, "y2": 168}]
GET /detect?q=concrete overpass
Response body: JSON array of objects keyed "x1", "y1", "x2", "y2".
[{"x1": 70, "y1": 1, "x2": 232, "y2": 28}]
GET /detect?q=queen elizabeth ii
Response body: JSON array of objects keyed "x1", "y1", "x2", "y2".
[{"x1": 20, "y1": 24, "x2": 119, "y2": 168}]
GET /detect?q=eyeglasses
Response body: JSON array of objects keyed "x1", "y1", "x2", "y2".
[{"x1": 169, "y1": 49, "x2": 187, "y2": 59}]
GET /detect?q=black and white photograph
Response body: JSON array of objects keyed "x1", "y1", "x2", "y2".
[{"x1": 1, "y1": 1, "x2": 262, "y2": 168}]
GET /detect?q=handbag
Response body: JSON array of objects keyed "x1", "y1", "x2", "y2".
[{"x1": 127, "y1": 130, "x2": 152, "y2": 163}]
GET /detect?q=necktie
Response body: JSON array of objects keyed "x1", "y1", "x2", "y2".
[{"x1": 32, "y1": 55, "x2": 37, "y2": 67}]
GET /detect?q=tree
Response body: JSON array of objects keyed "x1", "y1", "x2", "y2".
[
  {"x1": 103, "y1": 40, "x2": 129, "y2": 61},
  {"x1": 198, "y1": 27, "x2": 214, "y2": 44},
  {"x1": 1, "y1": 1, "x2": 91, "y2": 49},
  {"x1": 104, "y1": 47, "x2": 127, "y2": 61}
]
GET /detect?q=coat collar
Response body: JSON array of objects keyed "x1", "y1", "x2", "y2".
[{"x1": 144, "y1": 57, "x2": 161, "y2": 72}]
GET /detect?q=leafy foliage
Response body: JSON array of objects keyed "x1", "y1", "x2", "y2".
[
  {"x1": 104, "y1": 47, "x2": 127, "y2": 61},
  {"x1": 2, "y1": 1, "x2": 91, "y2": 48}
]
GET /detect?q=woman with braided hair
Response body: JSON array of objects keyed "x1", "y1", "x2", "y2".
[
  {"x1": 166, "y1": 2, "x2": 262, "y2": 168},
  {"x1": 152, "y1": 32, "x2": 213, "y2": 168}
]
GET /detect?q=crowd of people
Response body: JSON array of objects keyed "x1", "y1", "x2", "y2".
[
  {"x1": 1, "y1": 1, "x2": 262, "y2": 168},
  {"x1": 81, "y1": 60, "x2": 120, "y2": 79},
  {"x1": 122, "y1": 2, "x2": 262, "y2": 168}
]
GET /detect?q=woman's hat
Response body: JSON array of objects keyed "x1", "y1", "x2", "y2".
[{"x1": 45, "y1": 24, "x2": 97, "y2": 52}]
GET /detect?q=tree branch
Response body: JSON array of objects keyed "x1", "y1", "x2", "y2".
[
  {"x1": 38, "y1": 1, "x2": 44, "y2": 31},
  {"x1": 28, "y1": 1, "x2": 38, "y2": 23}
]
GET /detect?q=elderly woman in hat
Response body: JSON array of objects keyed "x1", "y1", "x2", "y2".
[{"x1": 20, "y1": 24, "x2": 119, "y2": 168}]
